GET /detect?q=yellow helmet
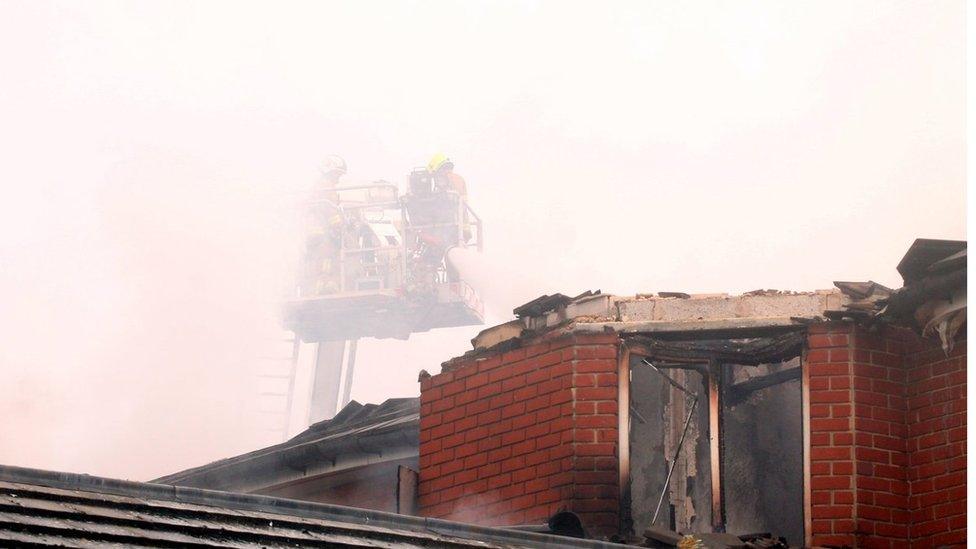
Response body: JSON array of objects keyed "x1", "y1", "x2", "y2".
[{"x1": 427, "y1": 153, "x2": 454, "y2": 173}]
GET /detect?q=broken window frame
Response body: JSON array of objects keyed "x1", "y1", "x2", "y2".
[{"x1": 619, "y1": 329, "x2": 806, "y2": 538}]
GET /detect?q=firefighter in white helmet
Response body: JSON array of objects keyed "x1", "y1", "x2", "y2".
[{"x1": 320, "y1": 155, "x2": 347, "y2": 186}]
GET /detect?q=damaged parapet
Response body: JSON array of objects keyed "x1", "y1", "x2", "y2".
[
  {"x1": 471, "y1": 239, "x2": 966, "y2": 356},
  {"x1": 470, "y1": 289, "x2": 849, "y2": 352},
  {"x1": 829, "y1": 239, "x2": 967, "y2": 353}
]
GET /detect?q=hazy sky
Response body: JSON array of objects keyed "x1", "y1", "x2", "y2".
[{"x1": 0, "y1": 1, "x2": 965, "y2": 480}]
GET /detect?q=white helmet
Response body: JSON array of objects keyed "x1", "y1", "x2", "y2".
[{"x1": 320, "y1": 155, "x2": 347, "y2": 177}]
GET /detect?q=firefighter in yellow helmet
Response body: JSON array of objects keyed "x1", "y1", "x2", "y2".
[
  {"x1": 426, "y1": 153, "x2": 471, "y2": 244},
  {"x1": 302, "y1": 155, "x2": 347, "y2": 296},
  {"x1": 427, "y1": 153, "x2": 468, "y2": 198}
]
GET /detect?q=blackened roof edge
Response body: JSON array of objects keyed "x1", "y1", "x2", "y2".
[{"x1": 154, "y1": 397, "x2": 419, "y2": 487}]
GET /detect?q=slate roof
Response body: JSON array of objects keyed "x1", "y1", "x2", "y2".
[{"x1": 0, "y1": 464, "x2": 629, "y2": 548}]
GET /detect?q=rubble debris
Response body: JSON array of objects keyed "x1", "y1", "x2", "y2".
[
  {"x1": 693, "y1": 533, "x2": 747, "y2": 548},
  {"x1": 738, "y1": 533, "x2": 789, "y2": 549},
  {"x1": 513, "y1": 290, "x2": 601, "y2": 318},
  {"x1": 644, "y1": 526, "x2": 683, "y2": 546},
  {"x1": 742, "y1": 289, "x2": 801, "y2": 297},
  {"x1": 659, "y1": 292, "x2": 692, "y2": 299},
  {"x1": 825, "y1": 280, "x2": 893, "y2": 320},
  {"x1": 514, "y1": 293, "x2": 573, "y2": 318},
  {"x1": 834, "y1": 280, "x2": 890, "y2": 300},
  {"x1": 643, "y1": 528, "x2": 786, "y2": 549},
  {"x1": 509, "y1": 511, "x2": 588, "y2": 539}
]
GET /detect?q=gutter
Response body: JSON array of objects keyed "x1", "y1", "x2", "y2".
[{"x1": 155, "y1": 415, "x2": 419, "y2": 491}]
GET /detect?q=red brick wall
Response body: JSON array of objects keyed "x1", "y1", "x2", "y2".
[
  {"x1": 808, "y1": 322, "x2": 859, "y2": 547},
  {"x1": 905, "y1": 339, "x2": 967, "y2": 548},
  {"x1": 418, "y1": 321, "x2": 965, "y2": 544},
  {"x1": 850, "y1": 327, "x2": 911, "y2": 548},
  {"x1": 808, "y1": 322, "x2": 967, "y2": 548},
  {"x1": 418, "y1": 333, "x2": 621, "y2": 535}
]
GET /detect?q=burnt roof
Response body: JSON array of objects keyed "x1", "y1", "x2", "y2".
[
  {"x1": 896, "y1": 239, "x2": 966, "y2": 284},
  {"x1": 154, "y1": 398, "x2": 419, "y2": 490},
  {"x1": 0, "y1": 464, "x2": 628, "y2": 548},
  {"x1": 291, "y1": 397, "x2": 418, "y2": 444},
  {"x1": 928, "y1": 248, "x2": 967, "y2": 275}
]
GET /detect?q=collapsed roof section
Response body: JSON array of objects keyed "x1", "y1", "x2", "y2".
[{"x1": 829, "y1": 239, "x2": 967, "y2": 352}]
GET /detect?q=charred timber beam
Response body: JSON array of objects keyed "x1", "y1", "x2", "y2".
[
  {"x1": 625, "y1": 341, "x2": 708, "y2": 370},
  {"x1": 727, "y1": 367, "x2": 801, "y2": 403},
  {"x1": 623, "y1": 331, "x2": 805, "y2": 365}
]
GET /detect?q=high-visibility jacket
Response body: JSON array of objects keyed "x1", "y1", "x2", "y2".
[{"x1": 435, "y1": 171, "x2": 467, "y2": 197}]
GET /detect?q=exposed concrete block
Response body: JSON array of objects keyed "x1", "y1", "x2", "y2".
[
  {"x1": 617, "y1": 291, "x2": 844, "y2": 323},
  {"x1": 474, "y1": 291, "x2": 849, "y2": 353},
  {"x1": 618, "y1": 299, "x2": 656, "y2": 322},
  {"x1": 575, "y1": 317, "x2": 805, "y2": 335},
  {"x1": 564, "y1": 293, "x2": 617, "y2": 320}
]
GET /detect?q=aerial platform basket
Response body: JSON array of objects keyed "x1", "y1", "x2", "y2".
[
  {"x1": 284, "y1": 281, "x2": 484, "y2": 342},
  {"x1": 288, "y1": 178, "x2": 485, "y2": 343}
]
